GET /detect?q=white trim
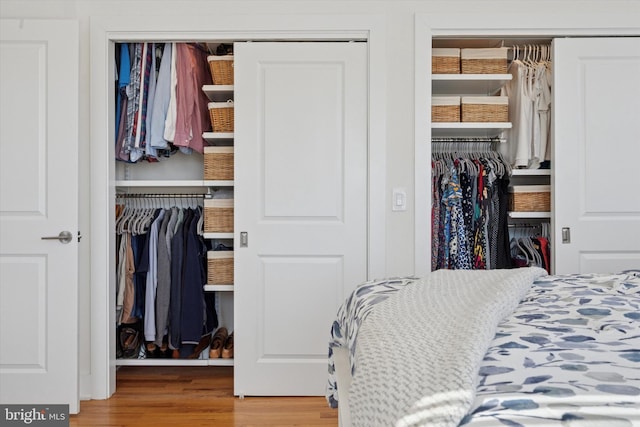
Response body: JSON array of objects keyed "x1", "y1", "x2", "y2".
[
  {"x1": 414, "y1": 12, "x2": 640, "y2": 276},
  {"x1": 90, "y1": 14, "x2": 386, "y2": 399}
]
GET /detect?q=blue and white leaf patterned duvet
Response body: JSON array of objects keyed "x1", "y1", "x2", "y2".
[{"x1": 461, "y1": 271, "x2": 640, "y2": 426}]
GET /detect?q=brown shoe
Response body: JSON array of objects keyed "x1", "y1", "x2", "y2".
[
  {"x1": 209, "y1": 327, "x2": 228, "y2": 359},
  {"x1": 221, "y1": 332, "x2": 234, "y2": 359},
  {"x1": 188, "y1": 332, "x2": 213, "y2": 359}
]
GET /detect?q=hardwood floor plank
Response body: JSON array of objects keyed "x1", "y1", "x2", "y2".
[{"x1": 70, "y1": 367, "x2": 338, "y2": 426}]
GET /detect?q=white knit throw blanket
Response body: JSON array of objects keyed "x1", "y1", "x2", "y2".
[{"x1": 348, "y1": 267, "x2": 547, "y2": 427}]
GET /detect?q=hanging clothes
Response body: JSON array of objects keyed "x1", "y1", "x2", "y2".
[
  {"x1": 432, "y1": 141, "x2": 512, "y2": 271},
  {"x1": 114, "y1": 195, "x2": 217, "y2": 359},
  {"x1": 115, "y1": 42, "x2": 213, "y2": 162},
  {"x1": 500, "y1": 44, "x2": 552, "y2": 170}
]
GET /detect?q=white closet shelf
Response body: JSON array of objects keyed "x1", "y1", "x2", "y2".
[
  {"x1": 116, "y1": 180, "x2": 233, "y2": 187},
  {"x1": 203, "y1": 180, "x2": 234, "y2": 187},
  {"x1": 203, "y1": 232, "x2": 234, "y2": 239},
  {"x1": 432, "y1": 74, "x2": 512, "y2": 94},
  {"x1": 202, "y1": 84, "x2": 234, "y2": 101},
  {"x1": 511, "y1": 169, "x2": 551, "y2": 176},
  {"x1": 203, "y1": 132, "x2": 234, "y2": 143},
  {"x1": 508, "y1": 211, "x2": 551, "y2": 219},
  {"x1": 116, "y1": 358, "x2": 234, "y2": 367},
  {"x1": 204, "y1": 284, "x2": 234, "y2": 292},
  {"x1": 431, "y1": 122, "x2": 511, "y2": 137}
]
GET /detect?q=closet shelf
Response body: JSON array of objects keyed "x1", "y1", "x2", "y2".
[
  {"x1": 511, "y1": 169, "x2": 551, "y2": 176},
  {"x1": 203, "y1": 232, "x2": 234, "y2": 239},
  {"x1": 432, "y1": 74, "x2": 512, "y2": 95},
  {"x1": 116, "y1": 358, "x2": 234, "y2": 367},
  {"x1": 202, "y1": 84, "x2": 234, "y2": 102},
  {"x1": 508, "y1": 211, "x2": 551, "y2": 219},
  {"x1": 204, "y1": 284, "x2": 234, "y2": 292},
  {"x1": 203, "y1": 132, "x2": 234, "y2": 143},
  {"x1": 431, "y1": 122, "x2": 512, "y2": 137},
  {"x1": 116, "y1": 180, "x2": 233, "y2": 187}
]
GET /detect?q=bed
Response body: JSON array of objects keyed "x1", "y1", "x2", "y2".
[{"x1": 327, "y1": 267, "x2": 640, "y2": 427}]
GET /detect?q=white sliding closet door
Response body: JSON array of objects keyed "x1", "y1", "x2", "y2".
[
  {"x1": 0, "y1": 20, "x2": 79, "y2": 412},
  {"x1": 554, "y1": 37, "x2": 640, "y2": 273},
  {"x1": 234, "y1": 42, "x2": 368, "y2": 395}
]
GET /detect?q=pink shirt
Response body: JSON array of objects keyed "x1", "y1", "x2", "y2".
[{"x1": 173, "y1": 43, "x2": 212, "y2": 154}]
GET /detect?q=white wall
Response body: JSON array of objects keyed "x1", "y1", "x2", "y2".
[{"x1": 1, "y1": 0, "x2": 638, "y2": 400}]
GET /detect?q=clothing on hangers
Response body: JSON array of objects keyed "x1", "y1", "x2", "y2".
[
  {"x1": 500, "y1": 43, "x2": 552, "y2": 170},
  {"x1": 114, "y1": 194, "x2": 216, "y2": 359},
  {"x1": 431, "y1": 141, "x2": 511, "y2": 271}
]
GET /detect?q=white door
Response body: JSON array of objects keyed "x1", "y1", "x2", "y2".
[
  {"x1": 0, "y1": 20, "x2": 79, "y2": 413},
  {"x1": 554, "y1": 37, "x2": 640, "y2": 274},
  {"x1": 234, "y1": 42, "x2": 368, "y2": 395}
]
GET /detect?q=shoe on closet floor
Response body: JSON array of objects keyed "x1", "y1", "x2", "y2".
[
  {"x1": 221, "y1": 332, "x2": 234, "y2": 359},
  {"x1": 188, "y1": 332, "x2": 213, "y2": 359},
  {"x1": 209, "y1": 327, "x2": 228, "y2": 359}
]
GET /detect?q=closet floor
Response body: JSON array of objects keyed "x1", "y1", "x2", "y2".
[{"x1": 70, "y1": 366, "x2": 338, "y2": 426}]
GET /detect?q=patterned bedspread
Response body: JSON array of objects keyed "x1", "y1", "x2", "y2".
[
  {"x1": 461, "y1": 271, "x2": 640, "y2": 426},
  {"x1": 327, "y1": 270, "x2": 640, "y2": 427}
]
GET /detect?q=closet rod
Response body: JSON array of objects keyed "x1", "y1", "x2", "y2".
[
  {"x1": 432, "y1": 137, "x2": 505, "y2": 143},
  {"x1": 116, "y1": 193, "x2": 204, "y2": 198}
]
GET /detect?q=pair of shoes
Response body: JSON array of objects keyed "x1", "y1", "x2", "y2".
[
  {"x1": 118, "y1": 322, "x2": 142, "y2": 359},
  {"x1": 188, "y1": 332, "x2": 213, "y2": 359},
  {"x1": 221, "y1": 332, "x2": 234, "y2": 359},
  {"x1": 209, "y1": 327, "x2": 228, "y2": 358}
]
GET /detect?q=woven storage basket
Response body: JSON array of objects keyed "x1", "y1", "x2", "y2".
[
  {"x1": 461, "y1": 96, "x2": 508, "y2": 122},
  {"x1": 461, "y1": 48, "x2": 508, "y2": 74},
  {"x1": 509, "y1": 185, "x2": 550, "y2": 212},
  {"x1": 207, "y1": 55, "x2": 234, "y2": 85},
  {"x1": 432, "y1": 96, "x2": 460, "y2": 122},
  {"x1": 208, "y1": 101, "x2": 234, "y2": 132},
  {"x1": 432, "y1": 48, "x2": 460, "y2": 74},
  {"x1": 207, "y1": 251, "x2": 234, "y2": 285},
  {"x1": 204, "y1": 199, "x2": 234, "y2": 232},
  {"x1": 204, "y1": 146, "x2": 234, "y2": 180}
]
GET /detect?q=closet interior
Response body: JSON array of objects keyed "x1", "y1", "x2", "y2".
[
  {"x1": 431, "y1": 37, "x2": 552, "y2": 273},
  {"x1": 114, "y1": 41, "x2": 236, "y2": 366}
]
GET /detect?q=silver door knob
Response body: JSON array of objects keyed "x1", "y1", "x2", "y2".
[{"x1": 41, "y1": 231, "x2": 73, "y2": 244}]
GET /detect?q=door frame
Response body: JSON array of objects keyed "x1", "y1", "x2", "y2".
[
  {"x1": 89, "y1": 14, "x2": 386, "y2": 399},
  {"x1": 414, "y1": 12, "x2": 640, "y2": 277}
]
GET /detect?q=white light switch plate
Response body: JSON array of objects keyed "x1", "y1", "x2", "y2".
[{"x1": 392, "y1": 188, "x2": 407, "y2": 211}]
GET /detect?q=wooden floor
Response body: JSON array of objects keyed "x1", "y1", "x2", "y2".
[{"x1": 70, "y1": 366, "x2": 338, "y2": 427}]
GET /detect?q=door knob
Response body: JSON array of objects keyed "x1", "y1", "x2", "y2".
[{"x1": 41, "y1": 231, "x2": 73, "y2": 244}]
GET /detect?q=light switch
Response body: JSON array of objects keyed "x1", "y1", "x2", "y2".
[{"x1": 392, "y1": 188, "x2": 407, "y2": 211}]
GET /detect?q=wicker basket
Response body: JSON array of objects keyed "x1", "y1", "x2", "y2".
[
  {"x1": 207, "y1": 251, "x2": 234, "y2": 285},
  {"x1": 461, "y1": 96, "x2": 508, "y2": 122},
  {"x1": 509, "y1": 185, "x2": 551, "y2": 212},
  {"x1": 208, "y1": 101, "x2": 234, "y2": 133},
  {"x1": 204, "y1": 146, "x2": 234, "y2": 180},
  {"x1": 432, "y1": 48, "x2": 460, "y2": 74},
  {"x1": 461, "y1": 48, "x2": 508, "y2": 74},
  {"x1": 432, "y1": 96, "x2": 460, "y2": 122},
  {"x1": 207, "y1": 55, "x2": 234, "y2": 85},
  {"x1": 204, "y1": 199, "x2": 234, "y2": 232}
]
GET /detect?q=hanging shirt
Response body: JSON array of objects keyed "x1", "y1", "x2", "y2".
[
  {"x1": 144, "y1": 209, "x2": 165, "y2": 342},
  {"x1": 173, "y1": 43, "x2": 213, "y2": 154},
  {"x1": 149, "y1": 43, "x2": 173, "y2": 151},
  {"x1": 501, "y1": 60, "x2": 534, "y2": 168},
  {"x1": 124, "y1": 43, "x2": 143, "y2": 160}
]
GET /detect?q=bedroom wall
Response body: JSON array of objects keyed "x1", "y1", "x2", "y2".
[{"x1": 1, "y1": 0, "x2": 637, "y2": 399}]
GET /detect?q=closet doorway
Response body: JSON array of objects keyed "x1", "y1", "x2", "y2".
[{"x1": 89, "y1": 15, "x2": 386, "y2": 400}]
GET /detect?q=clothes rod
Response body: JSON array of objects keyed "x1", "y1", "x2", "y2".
[
  {"x1": 116, "y1": 193, "x2": 204, "y2": 198},
  {"x1": 432, "y1": 137, "x2": 505, "y2": 143}
]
